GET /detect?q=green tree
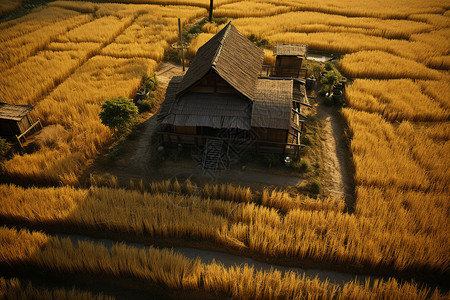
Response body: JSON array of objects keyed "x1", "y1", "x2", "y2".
[
  {"x1": 320, "y1": 71, "x2": 338, "y2": 94},
  {"x1": 99, "y1": 97, "x2": 138, "y2": 135}
]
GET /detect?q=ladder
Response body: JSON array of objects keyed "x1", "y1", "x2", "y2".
[{"x1": 202, "y1": 138, "x2": 224, "y2": 172}]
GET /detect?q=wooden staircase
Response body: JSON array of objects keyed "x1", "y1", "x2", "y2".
[{"x1": 202, "y1": 138, "x2": 225, "y2": 172}]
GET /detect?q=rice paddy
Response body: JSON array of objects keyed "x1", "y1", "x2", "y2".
[{"x1": 0, "y1": 0, "x2": 448, "y2": 298}]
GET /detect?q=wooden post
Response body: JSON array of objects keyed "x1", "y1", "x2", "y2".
[
  {"x1": 209, "y1": 0, "x2": 213, "y2": 22},
  {"x1": 178, "y1": 18, "x2": 185, "y2": 72}
]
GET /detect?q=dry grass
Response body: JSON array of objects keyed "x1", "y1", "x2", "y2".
[
  {"x1": 214, "y1": 1, "x2": 293, "y2": 18},
  {"x1": 46, "y1": 41, "x2": 102, "y2": 52},
  {"x1": 1, "y1": 184, "x2": 448, "y2": 275},
  {"x1": 0, "y1": 277, "x2": 113, "y2": 300},
  {"x1": 0, "y1": 50, "x2": 93, "y2": 106},
  {"x1": 0, "y1": 0, "x2": 21, "y2": 16},
  {"x1": 342, "y1": 109, "x2": 430, "y2": 190},
  {"x1": 0, "y1": 226, "x2": 447, "y2": 299},
  {"x1": 56, "y1": 16, "x2": 135, "y2": 43},
  {"x1": 101, "y1": 7, "x2": 206, "y2": 59},
  {"x1": 418, "y1": 77, "x2": 450, "y2": 109},
  {"x1": 344, "y1": 79, "x2": 450, "y2": 121},
  {"x1": 0, "y1": 3, "x2": 205, "y2": 184},
  {"x1": 231, "y1": 10, "x2": 434, "y2": 39},
  {"x1": 261, "y1": 189, "x2": 344, "y2": 213},
  {"x1": 262, "y1": 0, "x2": 446, "y2": 19},
  {"x1": 0, "y1": 14, "x2": 92, "y2": 71},
  {"x1": 1, "y1": 56, "x2": 157, "y2": 185},
  {"x1": 408, "y1": 13, "x2": 450, "y2": 29},
  {"x1": 342, "y1": 108, "x2": 449, "y2": 192},
  {"x1": 339, "y1": 51, "x2": 443, "y2": 80},
  {"x1": 203, "y1": 183, "x2": 253, "y2": 203},
  {"x1": 0, "y1": 6, "x2": 80, "y2": 41},
  {"x1": 186, "y1": 33, "x2": 214, "y2": 58}
]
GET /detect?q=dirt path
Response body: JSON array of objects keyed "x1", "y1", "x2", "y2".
[
  {"x1": 127, "y1": 62, "x2": 185, "y2": 171},
  {"x1": 56, "y1": 233, "x2": 380, "y2": 287},
  {"x1": 316, "y1": 104, "x2": 355, "y2": 211}
]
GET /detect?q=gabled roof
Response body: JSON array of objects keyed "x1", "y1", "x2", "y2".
[
  {"x1": 274, "y1": 43, "x2": 308, "y2": 57},
  {"x1": 0, "y1": 102, "x2": 33, "y2": 121},
  {"x1": 176, "y1": 22, "x2": 264, "y2": 101}
]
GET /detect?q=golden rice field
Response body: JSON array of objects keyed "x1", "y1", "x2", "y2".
[
  {"x1": 0, "y1": 183, "x2": 448, "y2": 277},
  {"x1": 0, "y1": 226, "x2": 446, "y2": 299},
  {"x1": 0, "y1": 0, "x2": 21, "y2": 17},
  {"x1": 0, "y1": 277, "x2": 112, "y2": 300},
  {"x1": 0, "y1": 0, "x2": 449, "y2": 298},
  {"x1": 0, "y1": 1, "x2": 205, "y2": 184}
]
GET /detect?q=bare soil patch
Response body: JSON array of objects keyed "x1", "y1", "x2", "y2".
[{"x1": 316, "y1": 103, "x2": 355, "y2": 211}]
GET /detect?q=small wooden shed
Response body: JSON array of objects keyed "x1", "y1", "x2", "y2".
[
  {"x1": 273, "y1": 43, "x2": 308, "y2": 78},
  {"x1": 0, "y1": 102, "x2": 42, "y2": 146}
]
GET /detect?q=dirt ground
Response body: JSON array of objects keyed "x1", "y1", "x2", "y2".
[
  {"x1": 316, "y1": 104, "x2": 355, "y2": 210},
  {"x1": 127, "y1": 62, "x2": 186, "y2": 172}
]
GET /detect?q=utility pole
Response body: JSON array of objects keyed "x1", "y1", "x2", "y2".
[
  {"x1": 209, "y1": 0, "x2": 213, "y2": 22},
  {"x1": 178, "y1": 18, "x2": 185, "y2": 71}
]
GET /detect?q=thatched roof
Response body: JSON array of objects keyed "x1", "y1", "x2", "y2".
[
  {"x1": 274, "y1": 43, "x2": 307, "y2": 57},
  {"x1": 251, "y1": 79, "x2": 292, "y2": 129},
  {"x1": 158, "y1": 25, "x2": 297, "y2": 131},
  {"x1": 159, "y1": 77, "x2": 251, "y2": 130},
  {"x1": 0, "y1": 102, "x2": 33, "y2": 121},
  {"x1": 293, "y1": 80, "x2": 308, "y2": 105},
  {"x1": 177, "y1": 22, "x2": 264, "y2": 101}
]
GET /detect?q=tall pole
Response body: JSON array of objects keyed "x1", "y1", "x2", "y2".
[
  {"x1": 209, "y1": 0, "x2": 213, "y2": 22},
  {"x1": 178, "y1": 18, "x2": 185, "y2": 72}
]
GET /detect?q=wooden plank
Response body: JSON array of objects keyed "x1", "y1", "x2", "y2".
[
  {"x1": 292, "y1": 108, "x2": 308, "y2": 118},
  {"x1": 16, "y1": 118, "x2": 41, "y2": 140},
  {"x1": 290, "y1": 126, "x2": 302, "y2": 134}
]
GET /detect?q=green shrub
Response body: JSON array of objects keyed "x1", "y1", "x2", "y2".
[
  {"x1": 301, "y1": 135, "x2": 311, "y2": 145},
  {"x1": 0, "y1": 138, "x2": 11, "y2": 161},
  {"x1": 138, "y1": 99, "x2": 154, "y2": 112},
  {"x1": 263, "y1": 154, "x2": 280, "y2": 168},
  {"x1": 213, "y1": 17, "x2": 228, "y2": 25},
  {"x1": 249, "y1": 34, "x2": 268, "y2": 48},
  {"x1": 143, "y1": 73, "x2": 158, "y2": 91},
  {"x1": 325, "y1": 62, "x2": 333, "y2": 71},
  {"x1": 299, "y1": 160, "x2": 309, "y2": 172},
  {"x1": 309, "y1": 180, "x2": 321, "y2": 194}
]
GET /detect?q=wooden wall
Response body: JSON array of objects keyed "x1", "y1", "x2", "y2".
[
  {"x1": 275, "y1": 56, "x2": 302, "y2": 77},
  {"x1": 0, "y1": 119, "x2": 21, "y2": 136},
  {"x1": 189, "y1": 71, "x2": 236, "y2": 94},
  {"x1": 251, "y1": 127, "x2": 288, "y2": 147}
]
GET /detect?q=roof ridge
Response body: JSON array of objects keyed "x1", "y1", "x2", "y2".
[{"x1": 211, "y1": 21, "x2": 232, "y2": 67}]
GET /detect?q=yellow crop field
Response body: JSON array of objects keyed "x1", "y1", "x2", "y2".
[
  {"x1": 1, "y1": 183, "x2": 448, "y2": 276},
  {"x1": 0, "y1": 3, "x2": 204, "y2": 185},
  {"x1": 339, "y1": 51, "x2": 443, "y2": 80},
  {"x1": 0, "y1": 50, "x2": 91, "y2": 106},
  {"x1": 0, "y1": 15, "x2": 92, "y2": 70},
  {"x1": 0, "y1": 226, "x2": 446, "y2": 299},
  {"x1": 56, "y1": 16, "x2": 134, "y2": 44},
  {"x1": 0, "y1": 6, "x2": 80, "y2": 41},
  {"x1": 0, "y1": 277, "x2": 113, "y2": 300},
  {"x1": 0, "y1": 0, "x2": 21, "y2": 16},
  {"x1": 2, "y1": 56, "x2": 157, "y2": 185},
  {"x1": 0, "y1": 0, "x2": 449, "y2": 297},
  {"x1": 345, "y1": 79, "x2": 450, "y2": 121}
]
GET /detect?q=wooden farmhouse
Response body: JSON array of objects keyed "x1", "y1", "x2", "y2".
[
  {"x1": 0, "y1": 102, "x2": 42, "y2": 147},
  {"x1": 158, "y1": 22, "x2": 310, "y2": 170}
]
